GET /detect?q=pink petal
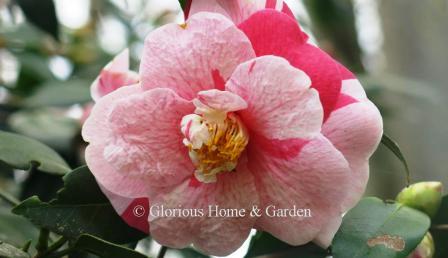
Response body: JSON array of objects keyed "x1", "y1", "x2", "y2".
[
  {"x1": 107, "y1": 48, "x2": 130, "y2": 72},
  {"x1": 85, "y1": 143, "x2": 151, "y2": 198},
  {"x1": 139, "y1": 12, "x2": 255, "y2": 100},
  {"x1": 90, "y1": 49, "x2": 139, "y2": 101},
  {"x1": 83, "y1": 84, "x2": 141, "y2": 148},
  {"x1": 104, "y1": 88, "x2": 195, "y2": 189},
  {"x1": 322, "y1": 96, "x2": 383, "y2": 211},
  {"x1": 340, "y1": 78, "x2": 368, "y2": 101},
  {"x1": 314, "y1": 84, "x2": 382, "y2": 246},
  {"x1": 149, "y1": 163, "x2": 258, "y2": 256},
  {"x1": 226, "y1": 56, "x2": 323, "y2": 140},
  {"x1": 82, "y1": 85, "x2": 195, "y2": 197},
  {"x1": 185, "y1": 0, "x2": 293, "y2": 24},
  {"x1": 239, "y1": 10, "x2": 341, "y2": 121},
  {"x1": 83, "y1": 85, "x2": 150, "y2": 198},
  {"x1": 313, "y1": 216, "x2": 342, "y2": 248},
  {"x1": 248, "y1": 135, "x2": 352, "y2": 245},
  {"x1": 197, "y1": 89, "x2": 247, "y2": 112}
]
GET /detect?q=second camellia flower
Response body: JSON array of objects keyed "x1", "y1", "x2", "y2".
[{"x1": 83, "y1": 5, "x2": 383, "y2": 256}]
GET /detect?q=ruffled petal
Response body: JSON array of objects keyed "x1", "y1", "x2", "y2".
[
  {"x1": 196, "y1": 89, "x2": 247, "y2": 113},
  {"x1": 85, "y1": 143, "x2": 151, "y2": 198},
  {"x1": 90, "y1": 49, "x2": 139, "y2": 101},
  {"x1": 140, "y1": 12, "x2": 255, "y2": 100},
  {"x1": 322, "y1": 94, "x2": 383, "y2": 211},
  {"x1": 248, "y1": 135, "x2": 351, "y2": 246},
  {"x1": 83, "y1": 84, "x2": 141, "y2": 147},
  {"x1": 82, "y1": 85, "x2": 195, "y2": 197},
  {"x1": 149, "y1": 163, "x2": 258, "y2": 256},
  {"x1": 83, "y1": 85, "x2": 151, "y2": 198},
  {"x1": 313, "y1": 216, "x2": 342, "y2": 248},
  {"x1": 239, "y1": 10, "x2": 341, "y2": 121},
  {"x1": 226, "y1": 55, "x2": 323, "y2": 140},
  {"x1": 185, "y1": 0, "x2": 293, "y2": 24},
  {"x1": 313, "y1": 79, "x2": 382, "y2": 246},
  {"x1": 104, "y1": 88, "x2": 195, "y2": 188}
]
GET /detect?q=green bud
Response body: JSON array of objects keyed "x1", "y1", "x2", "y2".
[
  {"x1": 407, "y1": 232, "x2": 435, "y2": 258},
  {"x1": 396, "y1": 181, "x2": 443, "y2": 217}
]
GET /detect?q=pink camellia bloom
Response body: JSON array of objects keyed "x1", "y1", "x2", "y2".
[
  {"x1": 90, "y1": 48, "x2": 139, "y2": 101},
  {"x1": 83, "y1": 5, "x2": 383, "y2": 257},
  {"x1": 184, "y1": 0, "x2": 294, "y2": 24},
  {"x1": 84, "y1": 49, "x2": 150, "y2": 233},
  {"x1": 82, "y1": 49, "x2": 139, "y2": 125}
]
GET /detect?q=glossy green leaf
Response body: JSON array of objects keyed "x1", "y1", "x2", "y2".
[
  {"x1": 12, "y1": 166, "x2": 146, "y2": 244},
  {"x1": 431, "y1": 195, "x2": 448, "y2": 258},
  {"x1": 0, "y1": 207, "x2": 39, "y2": 248},
  {"x1": 0, "y1": 242, "x2": 30, "y2": 258},
  {"x1": 8, "y1": 108, "x2": 80, "y2": 152},
  {"x1": 245, "y1": 232, "x2": 327, "y2": 258},
  {"x1": 73, "y1": 234, "x2": 147, "y2": 258},
  {"x1": 0, "y1": 131, "x2": 70, "y2": 175},
  {"x1": 333, "y1": 197, "x2": 430, "y2": 258},
  {"x1": 381, "y1": 134, "x2": 411, "y2": 186},
  {"x1": 16, "y1": 0, "x2": 59, "y2": 40}
]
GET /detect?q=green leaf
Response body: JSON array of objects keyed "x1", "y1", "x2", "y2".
[
  {"x1": 178, "y1": 0, "x2": 187, "y2": 10},
  {"x1": 333, "y1": 197, "x2": 430, "y2": 258},
  {"x1": 73, "y1": 234, "x2": 147, "y2": 258},
  {"x1": 0, "y1": 207, "x2": 39, "y2": 248},
  {"x1": 1, "y1": 24, "x2": 44, "y2": 51},
  {"x1": 12, "y1": 166, "x2": 146, "y2": 244},
  {"x1": 381, "y1": 134, "x2": 411, "y2": 186},
  {"x1": 245, "y1": 232, "x2": 327, "y2": 258},
  {"x1": 0, "y1": 242, "x2": 30, "y2": 258},
  {"x1": 16, "y1": 0, "x2": 59, "y2": 40},
  {"x1": 13, "y1": 53, "x2": 55, "y2": 96},
  {"x1": 172, "y1": 248, "x2": 209, "y2": 258},
  {"x1": 8, "y1": 108, "x2": 80, "y2": 152},
  {"x1": 23, "y1": 80, "x2": 91, "y2": 108},
  {"x1": 0, "y1": 131, "x2": 70, "y2": 175},
  {"x1": 431, "y1": 195, "x2": 448, "y2": 258}
]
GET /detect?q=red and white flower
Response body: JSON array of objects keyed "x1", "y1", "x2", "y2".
[{"x1": 83, "y1": 1, "x2": 383, "y2": 255}]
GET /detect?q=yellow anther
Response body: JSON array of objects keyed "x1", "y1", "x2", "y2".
[{"x1": 191, "y1": 115, "x2": 248, "y2": 179}]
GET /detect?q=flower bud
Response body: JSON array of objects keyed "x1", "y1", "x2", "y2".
[
  {"x1": 396, "y1": 181, "x2": 443, "y2": 217},
  {"x1": 407, "y1": 232, "x2": 435, "y2": 258}
]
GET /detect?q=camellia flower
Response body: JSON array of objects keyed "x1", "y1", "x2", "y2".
[
  {"x1": 83, "y1": 48, "x2": 150, "y2": 232},
  {"x1": 90, "y1": 48, "x2": 139, "y2": 101},
  {"x1": 83, "y1": 1, "x2": 383, "y2": 256},
  {"x1": 183, "y1": 0, "x2": 295, "y2": 23},
  {"x1": 81, "y1": 48, "x2": 139, "y2": 125}
]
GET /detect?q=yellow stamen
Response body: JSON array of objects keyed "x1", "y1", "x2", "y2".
[{"x1": 191, "y1": 115, "x2": 248, "y2": 178}]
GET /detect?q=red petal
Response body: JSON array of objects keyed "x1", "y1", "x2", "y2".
[
  {"x1": 239, "y1": 10, "x2": 342, "y2": 121},
  {"x1": 121, "y1": 198, "x2": 150, "y2": 234}
]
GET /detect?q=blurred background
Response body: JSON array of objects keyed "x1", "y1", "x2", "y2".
[{"x1": 0, "y1": 0, "x2": 447, "y2": 257}]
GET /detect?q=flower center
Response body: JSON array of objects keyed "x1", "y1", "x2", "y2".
[{"x1": 181, "y1": 111, "x2": 249, "y2": 183}]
